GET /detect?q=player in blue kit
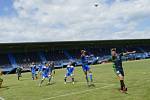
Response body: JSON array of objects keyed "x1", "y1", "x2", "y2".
[
  {"x1": 64, "y1": 62, "x2": 75, "y2": 84},
  {"x1": 39, "y1": 63, "x2": 52, "y2": 87},
  {"x1": 81, "y1": 50, "x2": 93, "y2": 86},
  {"x1": 37, "y1": 63, "x2": 43, "y2": 78},
  {"x1": 30, "y1": 62, "x2": 38, "y2": 80},
  {"x1": 111, "y1": 48, "x2": 136, "y2": 93}
]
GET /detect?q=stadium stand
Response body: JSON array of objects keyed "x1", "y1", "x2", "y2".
[{"x1": 0, "y1": 39, "x2": 150, "y2": 73}]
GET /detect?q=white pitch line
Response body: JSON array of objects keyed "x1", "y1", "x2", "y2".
[
  {"x1": 54, "y1": 80, "x2": 113, "y2": 85},
  {"x1": 41, "y1": 84, "x2": 115, "y2": 100},
  {"x1": 71, "y1": 82, "x2": 112, "y2": 85}
]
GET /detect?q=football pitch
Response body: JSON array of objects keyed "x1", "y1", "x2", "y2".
[{"x1": 0, "y1": 59, "x2": 150, "y2": 100}]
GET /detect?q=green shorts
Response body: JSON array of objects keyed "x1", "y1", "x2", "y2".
[{"x1": 113, "y1": 64, "x2": 124, "y2": 76}]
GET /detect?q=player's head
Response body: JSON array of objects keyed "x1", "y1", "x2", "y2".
[
  {"x1": 81, "y1": 50, "x2": 86, "y2": 55},
  {"x1": 68, "y1": 61, "x2": 72, "y2": 66},
  {"x1": 111, "y1": 48, "x2": 117, "y2": 56},
  {"x1": 45, "y1": 63, "x2": 49, "y2": 67},
  {"x1": 32, "y1": 62, "x2": 35, "y2": 65}
]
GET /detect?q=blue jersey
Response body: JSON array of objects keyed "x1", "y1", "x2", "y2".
[
  {"x1": 66, "y1": 65, "x2": 74, "y2": 77},
  {"x1": 42, "y1": 66, "x2": 50, "y2": 78},
  {"x1": 67, "y1": 66, "x2": 74, "y2": 73},
  {"x1": 81, "y1": 55, "x2": 88, "y2": 65},
  {"x1": 81, "y1": 55, "x2": 90, "y2": 71},
  {"x1": 38, "y1": 65, "x2": 43, "y2": 72},
  {"x1": 31, "y1": 65, "x2": 36, "y2": 74}
]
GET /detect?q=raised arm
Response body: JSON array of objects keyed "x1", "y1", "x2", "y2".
[{"x1": 123, "y1": 51, "x2": 136, "y2": 56}]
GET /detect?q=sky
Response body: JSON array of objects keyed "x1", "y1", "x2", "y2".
[{"x1": 0, "y1": 0, "x2": 150, "y2": 43}]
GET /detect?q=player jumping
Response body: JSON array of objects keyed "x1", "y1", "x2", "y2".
[
  {"x1": 38, "y1": 63, "x2": 43, "y2": 78},
  {"x1": 64, "y1": 62, "x2": 75, "y2": 84},
  {"x1": 81, "y1": 50, "x2": 93, "y2": 86},
  {"x1": 111, "y1": 48, "x2": 136, "y2": 93}
]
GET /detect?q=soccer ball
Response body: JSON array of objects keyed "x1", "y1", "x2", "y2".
[{"x1": 94, "y1": 3, "x2": 99, "y2": 7}]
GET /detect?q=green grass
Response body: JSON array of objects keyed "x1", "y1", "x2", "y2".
[{"x1": 1, "y1": 59, "x2": 150, "y2": 100}]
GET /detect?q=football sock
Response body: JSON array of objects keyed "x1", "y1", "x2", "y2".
[
  {"x1": 72, "y1": 78, "x2": 74, "y2": 82},
  {"x1": 89, "y1": 73, "x2": 93, "y2": 82},
  {"x1": 49, "y1": 77, "x2": 52, "y2": 83},
  {"x1": 86, "y1": 75, "x2": 89, "y2": 83},
  {"x1": 64, "y1": 77, "x2": 67, "y2": 82},
  {"x1": 40, "y1": 80, "x2": 44, "y2": 85},
  {"x1": 36, "y1": 75, "x2": 38, "y2": 80},
  {"x1": 120, "y1": 80, "x2": 125, "y2": 90},
  {"x1": 32, "y1": 77, "x2": 34, "y2": 80},
  {"x1": 18, "y1": 76, "x2": 19, "y2": 80}
]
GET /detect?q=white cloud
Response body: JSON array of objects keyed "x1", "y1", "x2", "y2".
[{"x1": 0, "y1": 0, "x2": 150, "y2": 43}]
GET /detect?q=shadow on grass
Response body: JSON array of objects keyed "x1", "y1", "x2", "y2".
[{"x1": 46, "y1": 82, "x2": 56, "y2": 86}]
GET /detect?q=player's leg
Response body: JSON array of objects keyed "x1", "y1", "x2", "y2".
[
  {"x1": 20, "y1": 72, "x2": 22, "y2": 77},
  {"x1": 32, "y1": 73, "x2": 35, "y2": 80},
  {"x1": 87, "y1": 67, "x2": 93, "y2": 82},
  {"x1": 118, "y1": 75, "x2": 125, "y2": 92},
  {"x1": 84, "y1": 71, "x2": 89, "y2": 84},
  {"x1": 117, "y1": 71, "x2": 127, "y2": 92},
  {"x1": 87, "y1": 68, "x2": 95, "y2": 87},
  {"x1": 17, "y1": 73, "x2": 20, "y2": 80},
  {"x1": 64, "y1": 74, "x2": 68, "y2": 84},
  {"x1": 71, "y1": 74, "x2": 75, "y2": 84},
  {"x1": 85, "y1": 64, "x2": 93, "y2": 84},
  {"x1": 48, "y1": 74, "x2": 52, "y2": 84},
  {"x1": 18, "y1": 72, "x2": 22, "y2": 80},
  {"x1": 64, "y1": 77, "x2": 67, "y2": 84},
  {"x1": 53, "y1": 70, "x2": 55, "y2": 75},
  {"x1": 35, "y1": 73, "x2": 38, "y2": 80},
  {"x1": 38, "y1": 71, "x2": 41, "y2": 78},
  {"x1": 82, "y1": 65, "x2": 89, "y2": 83},
  {"x1": 39, "y1": 76, "x2": 45, "y2": 87},
  {"x1": 52, "y1": 70, "x2": 55, "y2": 79}
]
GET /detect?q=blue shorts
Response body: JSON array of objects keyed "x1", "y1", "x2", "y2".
[
  {"x1": 82, "y1": 64, "x2": 90, "y2": 72},
  {"x1": 65, "y1": 72, "x2": 73, "y2": 77},
  {"x1": 32, "y1": 73, "x2": 37, "y2": 76},
  {"x1": 42, "y1": 74, "x2": 49, "y2": 78}
]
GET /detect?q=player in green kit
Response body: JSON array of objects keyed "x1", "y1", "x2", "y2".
[
  {"x1": 111, "y1": 48, "x2": 136, "y2": 93},
  {"x1": 49, "y1": 61, "x2": 55, "y2": 79},
  {"x1": 16, "y1": 67, "x2": 22, "y2": 80}
]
